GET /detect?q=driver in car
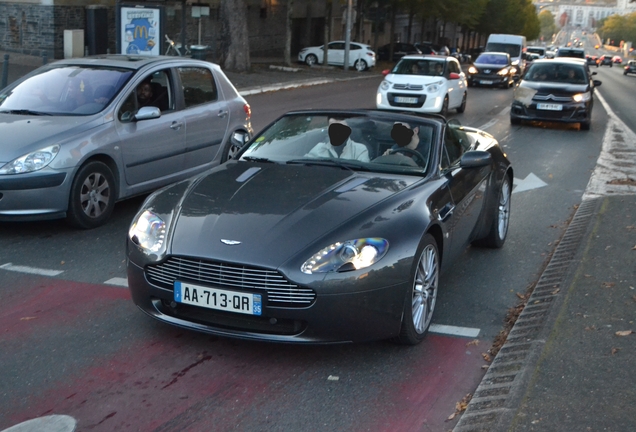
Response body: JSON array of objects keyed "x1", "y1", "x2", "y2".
[{"x1": 305, "y1": 118, "x2": 370, "y2": 162}]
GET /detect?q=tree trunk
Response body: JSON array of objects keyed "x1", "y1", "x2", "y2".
[
  {"x1": 285, "y1": 0, "x2": 293, "y2": 66},
  {"x1": 221, "y1": 0, "x2": 250, "y2": 72},
  {"x1": 324, "y1": 0, "x2": 331, "y2": 65}
]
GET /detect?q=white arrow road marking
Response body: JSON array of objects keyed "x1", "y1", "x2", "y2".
[
  {"x1": 104, "y1": 277, "x2": 129, "y2": 287},
  {"x1": 0, "y1": 263, "x2": 63, "y2": 277},
  {"x1": 513, "y1": 173, "x2": 548, "y2": 194}
]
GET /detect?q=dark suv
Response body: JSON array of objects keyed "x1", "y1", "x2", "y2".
[
  {"x1": 624, "y1": 60, "x2": 636, "y2": 75},
  {"x1": 599, "y1": 55, "x2": 613, "y2": 67},
  {"x1": 555, "y1": 47, "x2": 586, "y2": 59}
]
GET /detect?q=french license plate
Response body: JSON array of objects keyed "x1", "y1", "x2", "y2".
[
  {"x1": 480, "y1": 80, "x2": 493, "y2": 85},
  {"x1": 394, "y1": 96, "x2": 418, "y2": 104},
  {"x1": 174, "y1": 281, "x2": 262, "y2": 316},
  {"x1": 536, "y1": 103, "x2": 563, "y2": 111}
]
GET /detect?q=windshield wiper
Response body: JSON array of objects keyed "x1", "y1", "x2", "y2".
[
  {"x1": 0, "y1": 109, "x2": 53, "y2": 116},
  {"x1": 242, "y1": 156, "x2": 275, "y2": 163},
  {"x1": 286, "y1": 158, "x2": 369, "y2": 172}
]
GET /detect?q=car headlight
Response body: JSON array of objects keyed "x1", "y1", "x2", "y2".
[
  {"x1": 426, "y1": 81, "x2": 443, "y2": 93},
  {"x1": 572, "y1": 92, "x2": 591, "y2": 102},
  {"x1": 0, "y1": 144, "x2": 60, "y2": 174},
  {"x1": 511, "y1": 59, "x2": 520, "y2": 66},
  {"x1": 380, "y1": 80, "x2": 391, "y2": 91},
  {"x1": 497, "y1": 68, "x2": 509, "y2": 76},
  {"x1": 301, "y1": 238, "x2": 389, "y2": 274},
  {"x1": 468, "y1": 66, "x2": 477, "y2": 74},
  {"x1": 128, "y1": 210, "x2": 167, "y2": 253}
]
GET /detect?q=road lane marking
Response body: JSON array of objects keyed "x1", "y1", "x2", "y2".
[
  {"x1": 478, "y1": 119, "x2": 499, "y2": 130},
  {"x1": 0, "y1": 263, "x2": 63, "y2": 277},
  {"x1": 513, "y1": 173, "x2": 548, "y2": 194},
  {"x1": 429, "y1": 324, "x2": 480, "y2": 338},
  {"x1": 104, "y1": 277, "x2": 129, "y2": 287}
]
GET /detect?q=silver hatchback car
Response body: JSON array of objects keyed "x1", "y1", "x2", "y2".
[{"x1": 0, "y1": 55, "x2": 253, "y2": 228}]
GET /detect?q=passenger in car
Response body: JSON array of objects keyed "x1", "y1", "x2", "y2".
[
  {"x1": 305, "y1": 118, "x2": 370, "y2": 162},
  {"x1": 136, "y1": 79, "x2": 169, "y2": 111}
]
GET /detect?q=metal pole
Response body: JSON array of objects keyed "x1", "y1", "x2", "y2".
[
  {"x1": 181, "y1": 0, "x2": 187, "y2": 56},
  {"x1": 43, "y1": 52, "x2": 48, "y2": 65},
  {"x1": 1, "y1": 54, "x2": 9, "y2": 89},
  {"x1": 343, "y1": 0, "x2": 352, "y2": 71}
]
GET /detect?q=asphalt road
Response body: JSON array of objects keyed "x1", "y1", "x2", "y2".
[{"x1": 0, "y1": 71, "x2": 618, "y2": 431}]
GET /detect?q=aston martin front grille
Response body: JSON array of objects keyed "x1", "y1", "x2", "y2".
[
  {"x1": 146, "y1": 256, "x2": 316, "y2": 307},
  {"x1": 533, "y1": 94, "x2": 573, "y2": 102},
  {"x1": 393, "y1": 83, "x2": 424, "y2": 91}
]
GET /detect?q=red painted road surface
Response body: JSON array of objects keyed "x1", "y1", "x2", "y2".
[{"x1": 0, "y1": 275, "x2": 487, "y2": 431}]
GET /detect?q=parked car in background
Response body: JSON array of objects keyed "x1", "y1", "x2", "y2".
[
  {"x1": 612, "y1": 55, "x2": 623, "y2": 64},
  {"x1": 598, "y1": 54, "x2": 613, "y2": 67},
  {"x1": 624, "y1": 60, "x2": 636, "y2": 75},
  {"x1": 376, "y1": 55, "x2": 467, "y2": 116},
  {"x1": 510, "y1": 58, "x2": 602, "y2": 131},
  {"x1": 127, "y1": 109, "x2": 513, "y2": 345},
  {"x1": 377, "y1": 42, "x2": 421, "y2": 62},
  {"x1": 0, "y1": 55, "x2": 253, "y2": 228},
  {"x1": 467, "y1": 52, "x2": 516, "y2": 88},
  {"x1": 414, "y1": 42, "x2": 438, "y2": 55},
  {"x1": 555, "y1": 47, "x2": 586, "y2": 59},
  {"x1": 298, "y1": 41, "x2": 376, "y2": 71}
]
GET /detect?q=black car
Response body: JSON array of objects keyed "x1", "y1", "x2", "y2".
[
  {"x1": 414, "y1": 42, "x2": 437, "y2": 55},
  {"x1": 467, "y1": 52, "x2": 516, "y2": 88},
  {"x1": 555, "y1": 47, "x2": 585, "y2": 59},
  {"x1": 377, "y1": 43, "x2": 421, "y2": 62},
  {"x1": 598, "y1": 55, "x2": 613, "y2": 67},
  {"x1": 510, "y1": 59, "x2": 602, "y2": 131},
  {"x1": 624, "y1": 60, "x2": 636, "y2": 75},
  {"x1": 127, "y1": 109, "x2": 513, "y2": 345}
]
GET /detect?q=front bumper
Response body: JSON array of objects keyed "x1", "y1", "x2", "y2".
[
  {"x1": 376, "y1": 90, "x2": 443, "y2": 114},
  {"x1": 0, "y1": 168, "x2": 73, "y2": 221},
  {"x1": 468, "y1": 74, "x2": 509, "y2": 86},
  {"x1": 127, "y1": 258, "x2": 409, "y2": 344},
  {"x1": 510, "y1": 100, "x2": 592, "y2": 124}
]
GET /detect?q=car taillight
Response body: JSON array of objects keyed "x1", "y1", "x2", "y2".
[
  {"x1": 367, "y1": 52, "x2": 374, "y2": 57},
  {"x1": 243, "y1": 103, "x2": 251, "y2": 119}
]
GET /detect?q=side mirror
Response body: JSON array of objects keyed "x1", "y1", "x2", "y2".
[
  {"x1": 449, "y1": 72, "x2": 461, "y2": 80},
  {"x1": 382, "y1": 69, "x2": 391, "y2": 76},
  {"x1": 460, "y1": 151, "x2": 492, "y2": 169},
  {"x1": 134, "y1": 106, "x2": 161, "y2": 121},
  {"x1": 593, "y1": 80, "x2": 602, "y2": 87},
  {"x1": 592, "y1": 71, "x2": 598, "y2": 76}
]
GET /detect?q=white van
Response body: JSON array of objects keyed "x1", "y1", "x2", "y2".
[{"x1": 485, "y1": 34, "x2": 527, "y2": 76}]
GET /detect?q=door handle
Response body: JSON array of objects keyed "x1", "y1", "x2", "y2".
[
  {"x1": 218, "y1": 110, "x2": 228, "y2": 118},
  {"x1": 170, "y1": 121, "x2": 183, "y2": 130}
]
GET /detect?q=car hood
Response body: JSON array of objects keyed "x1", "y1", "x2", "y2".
[
  {"x1": 518, "y1": 81, "x2": 589, "y2": 93},
  {"x1": 169, "y1": 162, "x2": 419, "y2": 268},
  {"x1": 0, "y1": 114, "x2": 99, "y2": 162},
  {"x1": 386, "y1": 74, "x2": 444, "y2": 85}
]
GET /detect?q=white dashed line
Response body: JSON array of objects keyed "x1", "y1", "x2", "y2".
[
  {"x1": 104, "y1": 277, "x2": 129, "y2": 287},
  {"x1": 0, "y1": 263, "x2": 63, "y2": 277},
  {"x1": 429, "y1": 324, "x2": 480, "y2": 338}
]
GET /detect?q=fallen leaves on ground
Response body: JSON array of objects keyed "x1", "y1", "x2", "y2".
[
  {"x1": 446, "y1": 394, "x2": 472, "y2": 421},
  {"x1": 482, "y1": 353, "x2": 492, "y2": 362},
  {"x1": 607, "y1": 177, "x2": 636, "y2": 186},
  {"x1": 615, "y1": 330, "x2": 633, "y2": 336},
  {"x1": 20, "y1": 317, "x2": 36, "y2": 321},
  {"x1": 611, "y1": 348, "x2": 620, "y2": 355},
  {"x1": 466, "y1": 339, "x2": 479, "y2": 347},
  {"x1": 601, "y1": 282, "x2": 616, "y2": 289}
]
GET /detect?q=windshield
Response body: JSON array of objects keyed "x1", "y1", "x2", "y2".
[
  {"x1": 524, "y1": 63, "x2": 587, "y2": 84},
  {"x1": 241, "y1": 113, "x2": 436, "y2": 174},
  {"x1": 475, "y1": 53, "x2": 509, "y2": 65},
  {"x1": 485, "y1": 42, "x2": 521, "y2": 58},
  {"x1": 391, "y1": 59, "x2": 446, "y2": 76},
  {"x1": 527, "y1": 47, "x2": 545, "y2": 55},
  {"x1": 0, "y1": 66, "x2": 134, "y2": 116}
]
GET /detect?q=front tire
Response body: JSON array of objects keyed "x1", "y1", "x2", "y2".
[
  {"x1": 440, "y1": 95, "x2": 449, "y2": 117},
  {"x1": 510, "y1": 116, "x2": 521, "y2": 125},
  {"x1": 396, "y1": 234, "x2": 439, "y2": 345},
  {"x1": 456, "y1": 92, "x2": 467, "y2": 113},
  {"x1": 66, "y1": 161, "x2": 116, "y2": 229},
  {"x1": 305, "y1": 54, "x2": 318, "y2": 67},
  {"x1": 221, "y1": 131, "x2": 249, "y2": 162},
  {"x1": 473, "y1": 175, "x2": 511, "y2": 248}
]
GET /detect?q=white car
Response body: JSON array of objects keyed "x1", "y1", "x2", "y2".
[
  {"x1": 298, "y1": 41, "x2": 376, "y2": 71},
  {"x1": 376, "y1": 55, "x2": 467, "y2": 116}
]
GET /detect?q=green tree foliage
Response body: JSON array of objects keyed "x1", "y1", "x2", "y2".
[
  {"x1": 475, "y1": 0, "x2": 539, "y2": 39},
  {"x1": 598, "y1": 12, "x2": 636, "y2": 46},
  {"x1": 538, "y1": 10, "x2": 556, "y2": 40}
]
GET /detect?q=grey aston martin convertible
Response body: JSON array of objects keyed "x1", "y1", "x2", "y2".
[{"x1": 127, "y1": 110, "x2": 513, "y2": 344}]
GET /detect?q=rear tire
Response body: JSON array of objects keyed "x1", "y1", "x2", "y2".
[
  {"x1": 66, "y1": 161, "x2": 116, "y2": 229},
  {"x1": 305, "y1": 54, "x2": 318, "y2": 67},
  {"x1": 354, "y1": 59, "x2": 368, "y2": 72},
  {"x1": 396, "y1": 234, "x2": 439, "y2": 345}
]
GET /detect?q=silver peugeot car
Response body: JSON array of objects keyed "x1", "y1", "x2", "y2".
[{"x1": 0, "y1": 55, "x2": 252, "y2": 228}]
